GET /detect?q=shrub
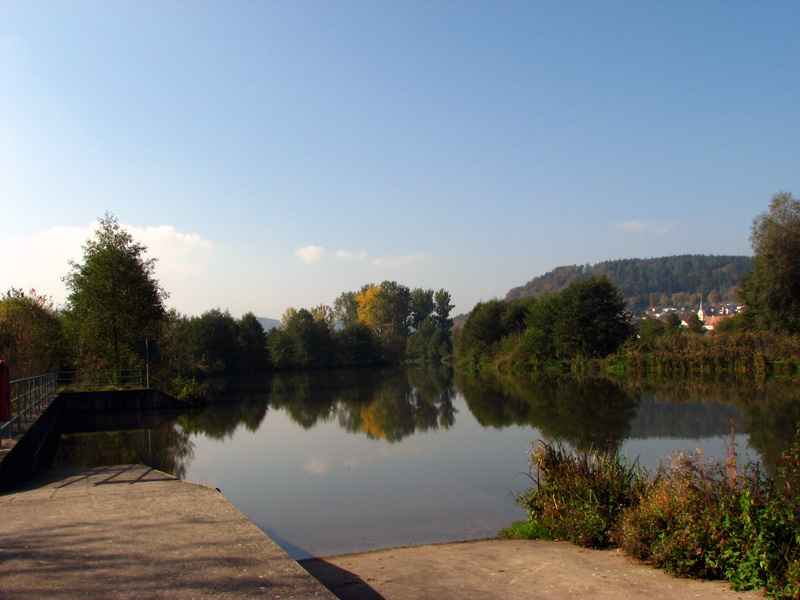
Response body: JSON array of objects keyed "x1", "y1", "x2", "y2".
[
  {"x1": 613, "y1": 432, "x2": 800, "y2": 599},
  {"x1": 511, "y1": 429, "x2": 800, "y2": 598},
  {"x1": 515, "y1": 441, "x2": 644, "y2": 548}
]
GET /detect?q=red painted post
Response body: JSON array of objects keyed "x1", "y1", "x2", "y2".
[{"x1": 0, "y1": 360, "x2": 9, "y2": 421}]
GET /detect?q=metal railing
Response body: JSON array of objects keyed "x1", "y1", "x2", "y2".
[
  {"x1": 1, "y1": 373, "x2": 58, "y2": 440},
  {"x1": 57, "y1": 369, "x2": 143, "y2": 392},
  {"x1": 1, "y1": 369, "x2": 143, "y2": 440}
]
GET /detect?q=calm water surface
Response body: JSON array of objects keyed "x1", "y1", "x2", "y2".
[{"x1": 55, "y1": 367, "x2": 800, "y2": 559}]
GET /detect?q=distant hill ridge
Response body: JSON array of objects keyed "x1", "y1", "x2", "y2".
[
  {"x1": 505, "y1": 254, "x2": 752, "y2": 314},
  {"x1": 257, "y1": 317, "x2": 280, "y2": 331}
]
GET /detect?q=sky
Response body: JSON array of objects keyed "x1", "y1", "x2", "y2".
[{"x1": 1, "y1": 1, "x2": 798, "y2": 319}]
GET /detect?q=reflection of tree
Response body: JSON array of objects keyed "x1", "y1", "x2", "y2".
[
  {"x1": 459, "y1": 373, "x2": 640, "y2": 451},
  {"x1": 623, "y1": 379, "x2": 800, "y2": 476},
  {"x1": 56, "y1": 425, "x2": 194, "y2": 479},
  {"x1": 456, "y1": 373, "x2": 533, "y2": 428},
  {"x1": 179, "y1": 375, "x2": 271, "y2": 439},
  {"x1": 266, "y1": 367, "x2": 457, "y2": 442}
]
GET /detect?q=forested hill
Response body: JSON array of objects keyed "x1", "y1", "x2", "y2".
[{"x1": 505, "y1": 255, "x2": 752, "y2": 314}]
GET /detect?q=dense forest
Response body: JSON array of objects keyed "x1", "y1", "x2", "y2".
[{"x1": 505, "y1": 255, "x2": 752, "y2": 314}]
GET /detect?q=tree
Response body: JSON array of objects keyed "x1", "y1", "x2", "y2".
[
  {"x1": 432, "y1": 289, "x2": 455, "y2": 334},
  {"x1": 63, "y1": 213, "x2": 167, "y2": 368},
  {"x1": 236, "y1": 312, "x2": 269, "y2": 373},
  {"x1": 408, "y1": 288, "x2": 435, "y2": 331},
  {"x1": 0, "y1": 288, "x2": 64, "y2": 378},
  {"x1": 637, "y1": 315, "x2": 665, "y2": 341},
  {"x1": 550, "y1": 276, "x2": 632, "y2": 359},
  {"x1": 333, "y1": 291, "x2": 359, "y2": 327},
  {"x1": 356, "y1": 281, "x2": 410, "y2": 361},
  {"x1": 740, "y1": 192, "x2": 800, "y2": 333},
  {"x1": 684, "y1": 313, "x2": 705, "y2": 335},
  {"x1": 664, "y1": 313, "x2": 682, "y2": 334},
  {"x1": 310, "y1": 304, "x2": 335, "y2": 330},
  {"x1": 190, "y1": 309, "x2": 240, "y2": 374},
  {"x1": 555, "y1": 275, "x2": 631, "y2": 358},
  {"x1": 457, "y1": 299, "x2": 508, "y2": 362}
]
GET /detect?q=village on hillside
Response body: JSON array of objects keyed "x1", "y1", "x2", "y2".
[{"x1": 641, "y1": 299, "x2": 744, "y2": 331}]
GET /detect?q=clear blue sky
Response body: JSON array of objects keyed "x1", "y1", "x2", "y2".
[{"x1": 2, "y1": 1, "x2": 798, "y2": 318}]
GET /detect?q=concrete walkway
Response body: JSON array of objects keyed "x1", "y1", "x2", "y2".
[
  {"x1": 302, "y1": 540, "x2": 766, "y2": 600},
  {"x1": 0, "y1": 464, "x2": 768, "y2": 600},
  {"x1": 0, "y1": 465, "x2": 336, "y2": 600}
]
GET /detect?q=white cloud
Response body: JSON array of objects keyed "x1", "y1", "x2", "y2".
[
  {"x1": 295, "y1": 245, "x2": 325, "y2": 263},
  {"x1": 132, "y1": 225, "x2": 213, "y2": 276},
  {"x1": 613, "y1": 220, "x2": 678, "y2": 234},
  {"x1": 334, "y1": 249, "x2": 367, "y2": 261},
  {"x1": 0, "y1": 222, "x2": 214, "y2": 313},
  {"x1": 370, "y1": 253, "x2": 426, "y2": 267},
  {"x1": 303, "y1": 455, "x2": 331, "y2": 475}
]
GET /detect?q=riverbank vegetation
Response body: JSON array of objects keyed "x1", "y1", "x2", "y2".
[
  {"x1": 1, "y1": 192, "x2": 798, "y2": 391},
  {"x1": 506, "y1": 254, "x2": 752, "y2": 315},
  {"x1": 502, "y1": 430, "x2": 800, "y2": 598},
  {"x1": 455, "y1": 192, "x2": 800, "y2": 381},
  {"x1": 0, "y1": 213, "x2": 455, "y2": 401}
]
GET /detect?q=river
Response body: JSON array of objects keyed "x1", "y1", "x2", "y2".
[{"x1": 54, "y1": 366, "x2": 800, "y2": 559}]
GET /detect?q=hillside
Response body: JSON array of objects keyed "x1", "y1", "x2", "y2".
[
  {"x1": 257, "y1": 317, "x2": 280, "y2": 331},
  {"x1": 505, "y1": 255, "x2": 752, "y2": 314}
]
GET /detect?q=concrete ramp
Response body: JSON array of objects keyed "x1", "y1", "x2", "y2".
[{"x1": 0, "y1": 465, "x2": 335, "y2": 600}]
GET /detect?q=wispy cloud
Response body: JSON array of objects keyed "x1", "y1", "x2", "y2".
[
  {"x1": 370, "y1": 253, "x2": 426, "y2": 267},
  {"x1": 334, "y1": 249, "x2": 367, "y2": 261},
  {"x1": 613, "y1": 220, "x2": 678, "y2": 234},
  {"x1": 295, "y1": 245, "x2": 325, "y2": 263},
  {"x1": 295, "y1": 246, "x2": 425, "y2": 268}
]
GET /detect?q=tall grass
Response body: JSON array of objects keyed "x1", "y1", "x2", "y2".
[
  {"x1": 622, "y1": 331, "x2": 800, "y2": 380},
  {"x1": 508, "y1": 428, "x2": 800, "y2": 599},
  {"x1": 513, "y1": 441, "x2": 645, "y2": 549}
]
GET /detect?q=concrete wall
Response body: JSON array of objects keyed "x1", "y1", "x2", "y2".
[
  {"x1": 0, "y1": 389, "x2": 187, "y2": 491},
  {"x1": 0, "y1": 395, "x2": 64, "y2": 491}
]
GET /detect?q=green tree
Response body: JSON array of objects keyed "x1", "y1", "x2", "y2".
[
  {"x1": 333, "y1": 291, "x2": 359, "y2": 327},
  {"x1": 433, "y1": 289, "x2": 455, "y2": 334},
  {"x1": 685, "y1": 313, "x2": 705, "y2": 334},
  {"x1": 457, "y1": 299, "x2": 508, "y2": 363},
  {"x1": 522, "y1": 293, "x2": 559, "y2": 360},
  {"x1": 269, "y1": 308, "x2": 332, "y2": 369},
  {"x1": 637, "y1": 315, "x2": 665, "y2": 341},
  {"x1": 334, "y1": 322, "x2": 382, "y2": 366},
  {"x1": 184, "y1": 309, "x2": 240, "y2": 375},
  {"x1": 63, "y1": 213, "x2": 167, "y2": 368},
  {"x1": 740, "y1": 191, "x2": 800, "y2": 333},
  {"x1": 551, "y1": 276, "x2": 632, "y2": 359},
  {"x1": 236, "y1": 312, "x2": 269, "y2": 373},
  {"x1": 0, "y1": 288, "x2": 65, "y2": 378},
  {"x1": 408, "y1": 288, "x2": 435, "y2": 331},
  {"x1": 664, "y1": 313, "x2": 682, "y2": 334}
]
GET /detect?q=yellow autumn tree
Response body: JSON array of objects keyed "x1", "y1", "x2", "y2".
[
  {"x1": 280, "y1": 307, "x2": 298, "y2": 330},
  {"x1": 355, "y1": 285, "x2": 382, "y2": 332}
]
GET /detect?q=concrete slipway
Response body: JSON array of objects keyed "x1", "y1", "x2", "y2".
[
  {"x1": 0, "y1": 465, "x2": 335, "y2": 599},
  {"x1": 0, "y1": 464, "x2": 766, "y2": 600}
]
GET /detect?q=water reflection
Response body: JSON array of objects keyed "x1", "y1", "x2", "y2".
[
  {"x1": 624, "y1": 379, "x2": 800, "y2": 474},
  {"x1": 51, "y1": 368, "x2": 799, "y2": 558},
  {"x1": 268, "y1": 367, "x2": 456, "y2": 442},
  {"x1": 56, "y1": 411, "x2": 195, "y2": 478},
  {"x1": 55, "y1": 368, "x2": 799, "y2": 480},
  {"x1": 458, "y1": 373, "x2": 640, "y2": 451}
]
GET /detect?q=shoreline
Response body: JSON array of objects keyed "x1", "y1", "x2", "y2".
[{"x1": 300, "y1": 538, "x2": 765, "y2": 600}]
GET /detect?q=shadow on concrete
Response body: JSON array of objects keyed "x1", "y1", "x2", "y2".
[{"x1": 300, "y1": 558, "x2": 386, "y2": 600}]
